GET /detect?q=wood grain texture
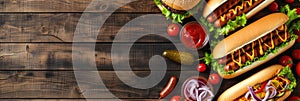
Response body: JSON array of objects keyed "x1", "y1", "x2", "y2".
[
  {"x1": 0, "y1": 70, "x2": 299, "y2": 99},
  {"x1": 0, "y1": 99, "x2": 161, "y2": 101},
  {"x1": 0, "y1": 71, "x2": 206, "y2": 99},
  {"x1": 0, "y1": 43, "x2": 208, "y2": 71},
  {"x1": 0, "y1": 0, "x2": 160, "y2": 13},
  {"x1": 0, "y1": 13, "x2": 175, "y2": 42}
]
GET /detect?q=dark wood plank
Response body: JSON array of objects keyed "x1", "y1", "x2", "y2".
[
  {"x1": 0, "y1": 13, "x2": 174, "y2": 42},
  {"x1": 0, "y1": 71, "x2": 204, "y2": 99},
  {"x1": 0, "y1": 0, "x2": 159, "y2": 13},
  {"x1": 1, "y1": 42, "x2": 299, "y2": 71},
  {"x1": 0, "y1": 70, "x2": 299, "y2": 99},
  {"x1": 0, "y1": 99, "x2": 160, "y2": 101},
  {"x1": 0, "y1": 43, "x2": 207, "y2": 71}
]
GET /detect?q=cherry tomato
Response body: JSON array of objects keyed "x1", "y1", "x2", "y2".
[
  {"x1": 197, "y1": 63, "x2": 207, "y2": 72},
  {"x1": 208, "y1": 73, "x2": 220, "y2": 85},
  {"x1": 279, "y1": 55, "x2": 293, "y2": 68},
  {"x1": 167, "y1": 23, "x2": 180, "y2": 36},
  {"x1": 288, "y1": 95, "x2": 300, "y2": 101},
  {"x1": 297, "y1": 8, "x2": 300, "y2": 15},
  {"x1": 285, "y1": 0, "x2": 294, "y2": 3},
  {"x1": 170, "y1": 95, "x2": 181, "y2": 101},
  {"x1": 268, "y1": 2, "x2": 278, "y2": 12},
  {"x1": 292, "y1": 49, "x2": 300, "y2": 60},
  {"x1": 296, "y1": 62, "x2": 300, "y2": 77}
]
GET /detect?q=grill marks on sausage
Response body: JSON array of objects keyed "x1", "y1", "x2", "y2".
[
  {"x1": 220, "y1": 25, "x2": 290, "y2": 72},
  {"x1": 207, "y1": 0, "x2": 240, "y2": 23},
  {"x1": 207, "y1": 0, "x2": 264, "y2": 28}
]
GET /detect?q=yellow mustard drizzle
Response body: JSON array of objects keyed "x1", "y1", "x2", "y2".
[
  {"x1": 263, "y1": 32, "x2": 275, "y2": 49},
  {"x1": 220, "y1": 0, "x2": 256, "y2": 21},
  {"x1": 231, "y1": 25, "x2": 288, "y2": 67},
  {"x1": 258, "y1": 39, "x2": 264, "y2": 55},
  {"x1": 276, "y1": 25, "x2": 288, "y2": 42},
  {"x1": 232, "y1": 50, "x2": 243, "y2": 66},
  {"x1": 242, "y1": 42, "x2": 255, "y2": 60}
]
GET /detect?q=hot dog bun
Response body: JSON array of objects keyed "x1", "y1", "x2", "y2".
[
  {"x1": 218, "y1": 65, "x2": 291, "y2": 101},
  {"x1": 202, "y1": 0, "x2": 227, "y2": 18},
  {"x1": 220, "y1": 40, "x2": 295, "y2": 79},
  {"x1": 203, "y1": 0, "x2": 273, "y2": 18},
  {"x1": 212, "y1": 13, "x2": 295, "y2": 79},
  {"x1": 213, "y1": 13, "x2": 289, "y2": 58}
]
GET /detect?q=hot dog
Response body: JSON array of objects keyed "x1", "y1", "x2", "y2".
[
  {"x1": 211, "y1": 13, "x2": 297, "y2": 79},
  {"x1": 202, "y1": 0, "x2": 274, "y2": 36},
  {"x1": 218, "y1": 65, "x2": 297, "y2": 101}
]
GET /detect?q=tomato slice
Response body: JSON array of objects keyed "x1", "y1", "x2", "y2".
[{"x1": 255, "y1": 81, "x2": 267, "y2": 93}]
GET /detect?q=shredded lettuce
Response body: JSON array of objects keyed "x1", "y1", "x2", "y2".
[
  {"x1": 278, "y1": 66, "x2": 297, "y2": 91},
  {"x1": 154, "y1": 0, "x2": 190, "y2": 23}
]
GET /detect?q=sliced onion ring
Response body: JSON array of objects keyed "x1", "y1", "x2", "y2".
[
  {"x1": 248, "y1": 86, "x2": 261, "y2": 101},
  {"x1": 183, "y1": 78, "x2": 214, "y2": 101}
]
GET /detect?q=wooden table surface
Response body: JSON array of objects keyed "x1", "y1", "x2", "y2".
[{"x1": 0, "y1": 0, "x2": 299, "y2": 101}]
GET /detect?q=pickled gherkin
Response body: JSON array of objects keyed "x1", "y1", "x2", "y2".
[{"x1": 162, "y1": 50, "x2": 195, "y2": 65}]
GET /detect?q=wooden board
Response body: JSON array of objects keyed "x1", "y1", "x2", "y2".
[
  {"x1": 0, "y1": 70, "x2": 299, "y2": 99},
  {"x1": 0, "y1": 43, "x2": 211, "y2": 71},
  {"x1": 0, "y1": 71, "x2": 206, "y2": 99},
  {"x1": 0, "y1": 0, "x2": 300, "y2": 100},
  {"x1": 0, "y1": 13, "x2": 174, "y2": 42},
  {"x1": 0, "y1": 0, "x2": 160, "y2": 13}
]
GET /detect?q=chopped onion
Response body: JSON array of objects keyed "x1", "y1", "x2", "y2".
[{"x1": 183, "y1": 79, "x2": 214, "y2": 101}]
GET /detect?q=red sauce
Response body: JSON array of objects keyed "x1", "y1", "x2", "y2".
[{"x1": 181, "y1": 22, "x2": 207, "y2": 49}]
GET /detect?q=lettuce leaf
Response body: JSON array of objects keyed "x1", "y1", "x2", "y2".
[
  {"x1": 154, "y1": 0, "x2": 190, "y2": 23},
  {"x1": 217, "y1": 14, "x2": 247, "y2": 35},
  {"x1": 278, "y1": 66, "x2": 297, "y2": 91},
  {"x1": 200, "y1": 14, "x2": 247, "y2": 35},
  {"x1": 290, "y1": 20, "x2": 300, "y2": 31},
  {"x1": 280, "y1": 5, "x2": 300, "y2": 28},
  {"x1": 199, "y1": 14, "x2": 248, "y2": 48}
]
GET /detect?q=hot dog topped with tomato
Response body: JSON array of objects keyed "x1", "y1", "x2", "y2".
[{"x1": 218, "y1": 64, "x2": 297, "y2": 101}]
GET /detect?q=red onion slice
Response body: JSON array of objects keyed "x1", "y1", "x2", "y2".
[
  {"x1": 266, "y1": 86, "x2": 277, "y2": 99},
  {"x1": 183, "y1": 79, "x2": 214, "y2": 101},
  {"x1": 244, "y1": 91, "x2": 251, "y2": 99},
  {"x1": 248, "y1": 86, "x2": 262, "y2": 101}
]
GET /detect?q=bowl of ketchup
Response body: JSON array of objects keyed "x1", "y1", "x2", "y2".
[{"x1": 180, "y1": 21, "x2": 209, "y2": 49}]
